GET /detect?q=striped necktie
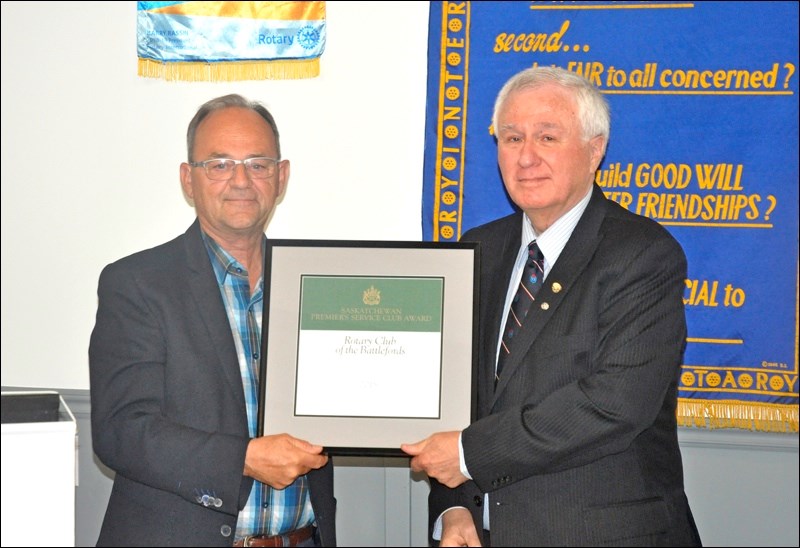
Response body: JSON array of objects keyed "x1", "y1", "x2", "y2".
[{"x1": 496, "y1": 241, "x2": 544, "y2": 386}]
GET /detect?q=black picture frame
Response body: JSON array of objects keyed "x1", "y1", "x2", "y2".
[{"x1": 257, "y1": 239, "x2": 479, "y2": 456}]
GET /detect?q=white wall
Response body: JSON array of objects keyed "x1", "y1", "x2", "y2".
[{"x1": 1, "y1": 0, "x2": 429, "y2": 389}]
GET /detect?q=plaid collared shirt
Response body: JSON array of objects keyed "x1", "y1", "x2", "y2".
[{"x1": 203, "y1": 233, "x2": 315, "y2": 537}]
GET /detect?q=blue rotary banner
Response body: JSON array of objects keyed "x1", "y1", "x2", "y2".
[
  {"x1": 137, "y1": 1, "x2": 326, "y2": 80},
  {"x1": 422, "y1": 1, "x2": 798, "y2": 432}
]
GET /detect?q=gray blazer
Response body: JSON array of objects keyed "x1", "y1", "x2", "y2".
[
  {"x1": 429, "y1": 186, "x2": 701, "y2": 546},
  {"x1": 90, "y1": 219, "x2": 336, "y2": 546}
]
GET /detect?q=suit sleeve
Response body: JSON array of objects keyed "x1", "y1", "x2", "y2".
[{"x1": 89, "y1": 261, "x2": 253, "y2": 515}]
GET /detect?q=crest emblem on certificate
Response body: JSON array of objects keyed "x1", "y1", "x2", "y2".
[{"x1": 363, "y1": 285, "x2": 381, "y2": 306}]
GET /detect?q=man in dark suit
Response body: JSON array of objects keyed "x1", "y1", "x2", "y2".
[
  {"x1": 89, "y1": 94, "x2": 336, "y2": 547},
  {"x1": 402, "y1": 67, "x2": 701, "y2": 547}
]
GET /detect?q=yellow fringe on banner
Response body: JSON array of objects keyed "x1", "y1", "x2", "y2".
[
  {"x1": 677, "y1": 399, "x2": 799, "y2": 433},
  {"x1": 138, "y1": 58, "x2": 319, "y2": 82}
]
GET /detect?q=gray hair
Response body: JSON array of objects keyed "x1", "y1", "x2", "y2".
[
  {"x1": 492, "y1": 66, "x2": 610, "y2": 154},
  {"x1": 186, "y1": 94, "x2": 281, "y2": 162}
]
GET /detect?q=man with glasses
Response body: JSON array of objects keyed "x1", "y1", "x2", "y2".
[{"x1": 89, "y1": 94, "x2": 337, "y2": 547}]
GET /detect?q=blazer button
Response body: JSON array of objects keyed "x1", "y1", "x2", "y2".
[
  {"x1": 220, "y1": 524, "x2": 232, "y2": 537},
  {"x1": 214, "y1": 497, "x2": 223, "y2": 508},
  {"x1": 473, "y1": 495, "x2": 482, "y2": 507}
]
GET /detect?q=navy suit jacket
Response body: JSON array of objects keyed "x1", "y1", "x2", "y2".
[
  {"x1": 429, "y1": 186, "x2": 701, "y2": 546},
  {"x1": 90, "y1": 219, "x2": 336, "y2": 546}
]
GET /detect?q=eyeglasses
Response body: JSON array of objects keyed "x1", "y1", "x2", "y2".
[{"x1": 189, "y1": 157, "x2": 279, "y2": 181}]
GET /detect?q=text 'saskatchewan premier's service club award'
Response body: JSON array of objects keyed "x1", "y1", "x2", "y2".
[
  {"x1": 258, "y1": 240, "x2": 478, "y2": 456},
  {"x1": 296, "y1": 277, "x2": 443, "y2": 418}
]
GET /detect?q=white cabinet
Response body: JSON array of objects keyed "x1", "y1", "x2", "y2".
[{"x1": 1, "y1": 391, "x2": 77, "y2": 547}]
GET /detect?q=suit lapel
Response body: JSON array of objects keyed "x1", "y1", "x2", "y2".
[
  {"x1": 183, "y1": 220, "x2": 248, "y2": 409},
  {"x1": 492, "y1": 189, "x2": 609, "y2": 400},
  {"x1": 477, "y1": 216, "x2": 522, "y2": 415}
]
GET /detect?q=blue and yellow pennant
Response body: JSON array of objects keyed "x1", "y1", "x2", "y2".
[{"x1": 137, "y1": 1, "x2": 326, "y2": 81}]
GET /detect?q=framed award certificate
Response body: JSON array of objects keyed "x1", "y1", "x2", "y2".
[{"x1": 257, "y1": 239, "x2": 478, "y2": 456}]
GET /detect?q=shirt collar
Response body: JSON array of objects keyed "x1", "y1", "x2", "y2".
[
  {"x1": 522, "y1": 185, "x2": 593, "y2": 268},
  {"x1": 201, "y1": 231, "x2": 266, "y2": 287}
]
